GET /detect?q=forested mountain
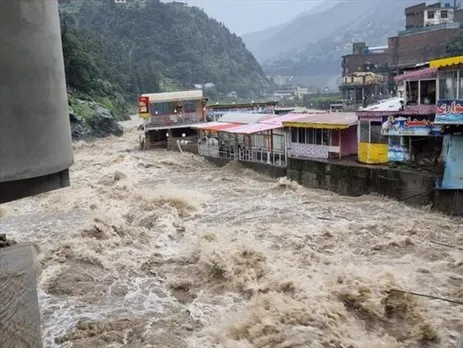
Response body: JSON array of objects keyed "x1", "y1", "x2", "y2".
[{"x1": 59, "y1": 0, "x2": 272, "y2": 100}]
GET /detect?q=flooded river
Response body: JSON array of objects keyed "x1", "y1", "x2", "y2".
[{"x1": 1, "y1": 120, "x2": 462, "y2": 348}]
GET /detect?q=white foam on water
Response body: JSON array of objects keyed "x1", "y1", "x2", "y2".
[{"x1": 1, "y1": 122, "x2": 462, "y2": 348}]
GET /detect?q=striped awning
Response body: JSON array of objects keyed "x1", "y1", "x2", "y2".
[
  {"x1": 430, "y1": 55, "x2": 463, "y2": 69},
  {"x1": 394, "y1": 68, "x2": 437, "y2": 81},
  {"x1": 191, "y1": 122, "x2": 242, "y2": 131},
  {"x1": 226, "y1": 123, "x2": 280, "y2": 134}
]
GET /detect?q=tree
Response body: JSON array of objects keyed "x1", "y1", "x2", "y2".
[
  {"x1": 59, "y1": 0, "x2": 273, "y2": 98},
  {"x1": 446, "y1": 30, "x2": 463, "y2": 57},
  {"x1": 60, "y1": 14, "x2": 101, "y2": 94}
]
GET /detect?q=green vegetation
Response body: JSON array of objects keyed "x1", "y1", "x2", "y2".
[
  {"x1": 59, "y1": 0, "x2": 273, "y2": 103},
  {"x1": 446, "y1": 30, "x2": 463, "y2": 57},
  {"x1": 60, "y1": 13, "x2": 132, "y2": 120}
]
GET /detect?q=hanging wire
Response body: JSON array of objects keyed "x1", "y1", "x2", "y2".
[
  {"x1": 387, "y1": 289, "x2": 463, "y2": 305},
  {"x1": 428, "y1": 240, "x2": 463, "y2": 251}
]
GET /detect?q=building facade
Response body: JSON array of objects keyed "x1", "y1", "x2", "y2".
[
  {"x1": 431, "y1": 55, "x2": 463, "y2": 189},
  {"x1": 340, "y1": 43, "x2": 391, "y2": 111},
  {"x1": 139, "y1": 90, "x2": 207, "y2": 148},
  {"x1": 389, "y1": 2, "x2": 462, "y2": 71},
  {"x1": 283, "y1": 113, "x2": 358, "y2": 160}
]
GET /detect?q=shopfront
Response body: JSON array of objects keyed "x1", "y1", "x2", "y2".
[
  {"x1": 357, "y1": 113, "x2": 389, "y2": 164},
  {"x1": 430, "y1": 55, "x2": 463, "y2": 189}
]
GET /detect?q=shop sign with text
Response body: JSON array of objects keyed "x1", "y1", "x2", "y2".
[
  {"x1": 138, "y1": 96, "x2": 150, "y2": 119},
  {"x1": 436, "y1": 100, "x2": 463, "y2": 124},
  {"x1": 381, "y1": 116, "x2": 440, "y2": 136}
]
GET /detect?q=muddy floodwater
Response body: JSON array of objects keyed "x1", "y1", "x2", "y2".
[{"x1": 1, "y1": 119, "x2": 462, "y2": 348}]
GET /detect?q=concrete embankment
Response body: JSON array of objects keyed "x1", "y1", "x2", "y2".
[{"x1": 173, "y1": 143, "x2": 462, "y2": 216}]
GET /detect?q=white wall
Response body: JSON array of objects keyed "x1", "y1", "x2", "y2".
[{"x1": 424, "y1": 8, "x2": 454, "y2": 26}]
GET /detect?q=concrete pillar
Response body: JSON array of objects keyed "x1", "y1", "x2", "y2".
[
  {"x1": 0, "y1": 244, "x2": 43, "y2": 348},
  {"x1": 0, "y1": 0, "x2": 73, "y2": 203}
]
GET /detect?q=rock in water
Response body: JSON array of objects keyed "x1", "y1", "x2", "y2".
[
  {"x1": 91, "y1": 107, "x2": 124, "y2": 138},
  {"x1": 69, "y1": 106, "x2": 91, "y2": 140}
]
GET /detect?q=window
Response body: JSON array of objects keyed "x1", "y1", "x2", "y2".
[
  {"x1": 407, "y1": 81, "x2": 419, "y2": 105},
  {"x1": 291, "y1": 128, "x2": 298, "y2": 143},
  {"x1": 315, "y1": 129, "x2": 322, "y2": 144},
  {"x1": 441, "y1": 10, "x2": 448, "y2": 18},
  {"x1": 459, "y1": 70, "x2": 462, "y2": 99},
  {"x1": 322, "y1": 129, "x2": 329, "y2": 145},
  {"x1": 360, "y1": 121, "x2": 370, "y2": 142},
  {"x1": 371, "y1": 122, "x2": 388, "y2": 144},
  {"x1": 298, "y1": 128, "x2": 306, "y2": 143},
  {"x1": 307, "y1": 128, "x2": 314, "y2": 144},
  {"x1": 184, "y1": 100, "x2": 198, "y2": 113},
  {"x1": 427, "y1": 11, "x2": 434, "y2": 19},
  {"x1": 438, "y1": 71, "x2": 458, "y2": 100},
  {"x1": 292, "y1": 128, "x2": 330, "y2": 145},
  {"x1": 419, "y1": 80, "x2": 436, "y2": 105},
  {"x1": 152, "y1": 102, "x2": 177, "y2": 114}
]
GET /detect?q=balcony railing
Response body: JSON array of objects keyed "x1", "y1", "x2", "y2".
[
  {"x1": 198, "y1": 144, "x2": 286, "y2": 167},
  {"x1": 145, "y1": 113, "x2": 204, "y2": 128}
]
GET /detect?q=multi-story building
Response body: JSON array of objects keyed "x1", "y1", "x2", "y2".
[
  {"x1": 340, "y1": 43, "x2": 391, "y2": 110},
  {"x1": 431, "y1": 55, "x2": 463, "y2": 189},
  {"x1": 389, "y1": 1, "x2": 462, "y2": 72},
  {"x1": 138, "y1": 90, "x2": 208, "y2": 148}
]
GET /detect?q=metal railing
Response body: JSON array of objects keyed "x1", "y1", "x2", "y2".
[
  {"x1": 145, "y1": 113, "x2": 203, "y2": 127},
  {"x1": 197, "y1": 144, "x2": 286, "y2": 167}
]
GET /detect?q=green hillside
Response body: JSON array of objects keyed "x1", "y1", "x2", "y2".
[{"x1": 60, "y1": 0, "x2": 273, "y2": 101}]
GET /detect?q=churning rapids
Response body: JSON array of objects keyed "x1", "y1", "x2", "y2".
[{"x1": 1, "y1": 119, "x2": 462, "y2": 348}]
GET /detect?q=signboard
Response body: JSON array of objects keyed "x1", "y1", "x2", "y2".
[
  {"x1": 381, "y1": 115, "x2": 440, "y2": 136},
  {"x1": 388, "y1": 142, "x2": 409, "y2": 162},
  {"x1": 436, "y1": 100, "x2": 463, "y2": 124},
  {"x1": 138, "y1": 96, "x2": 150, "y2": 119}
]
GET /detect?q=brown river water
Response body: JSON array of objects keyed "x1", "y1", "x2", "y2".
[{"x1": 0, "y1": 119, "x2": 462, "y2": 348}]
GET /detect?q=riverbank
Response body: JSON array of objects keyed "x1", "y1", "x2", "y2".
[
  {"x1": 198, "y1": 154, "x2": 462, "y2": 217},
  {"x1": 68, "y1": 90, "x2": 132, "y2": 140}
]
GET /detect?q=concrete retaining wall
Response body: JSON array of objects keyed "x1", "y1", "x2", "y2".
[
  {"x1": 286, "y1": 158, "x2": 438, "y2": 206},
  {"x1": 163, "y1": 145, "x2": 460, "y2": 216},
  {"x1": 433, "y1": 189, "x2": 463, "y2": 216}
]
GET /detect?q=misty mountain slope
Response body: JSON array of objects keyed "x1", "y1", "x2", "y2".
[
  {"x1": 243, "y1": 0, "x2": 339, "y2": 53},
  {"x1": 244, "y1": 0, "x2": 416, "y2": 63}
]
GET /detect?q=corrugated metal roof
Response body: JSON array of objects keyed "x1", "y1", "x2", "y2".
[
  {"x1": 394, "y1": 68, "x2": 437, "y2": 81},
  {"x1": 217, "y1": 112, "x2": 274, "y2": 124},
  {"x1": 226, "y1": 123, "x2": 281, "y2": 134},
  {"x1": 191, "y1": 122, "x2": 242, "y2": 131},
  {"x1": 142, "y1": 90, "x2": 204, "y2": 103},
  {"x1": 283, "y1": 113, "x2": 357, "y2": 129},
  {"x1": 261, "y1": 113, "x2": 312, "y2": 126}
]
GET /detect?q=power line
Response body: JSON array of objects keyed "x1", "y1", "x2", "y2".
[{"x1": 387, "y1": 289, "x2": 463, "y2": 305}]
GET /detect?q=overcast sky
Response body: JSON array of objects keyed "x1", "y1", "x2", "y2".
[{"x1": 167, "y1": 0, "x2": 323, "y2": 35}]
